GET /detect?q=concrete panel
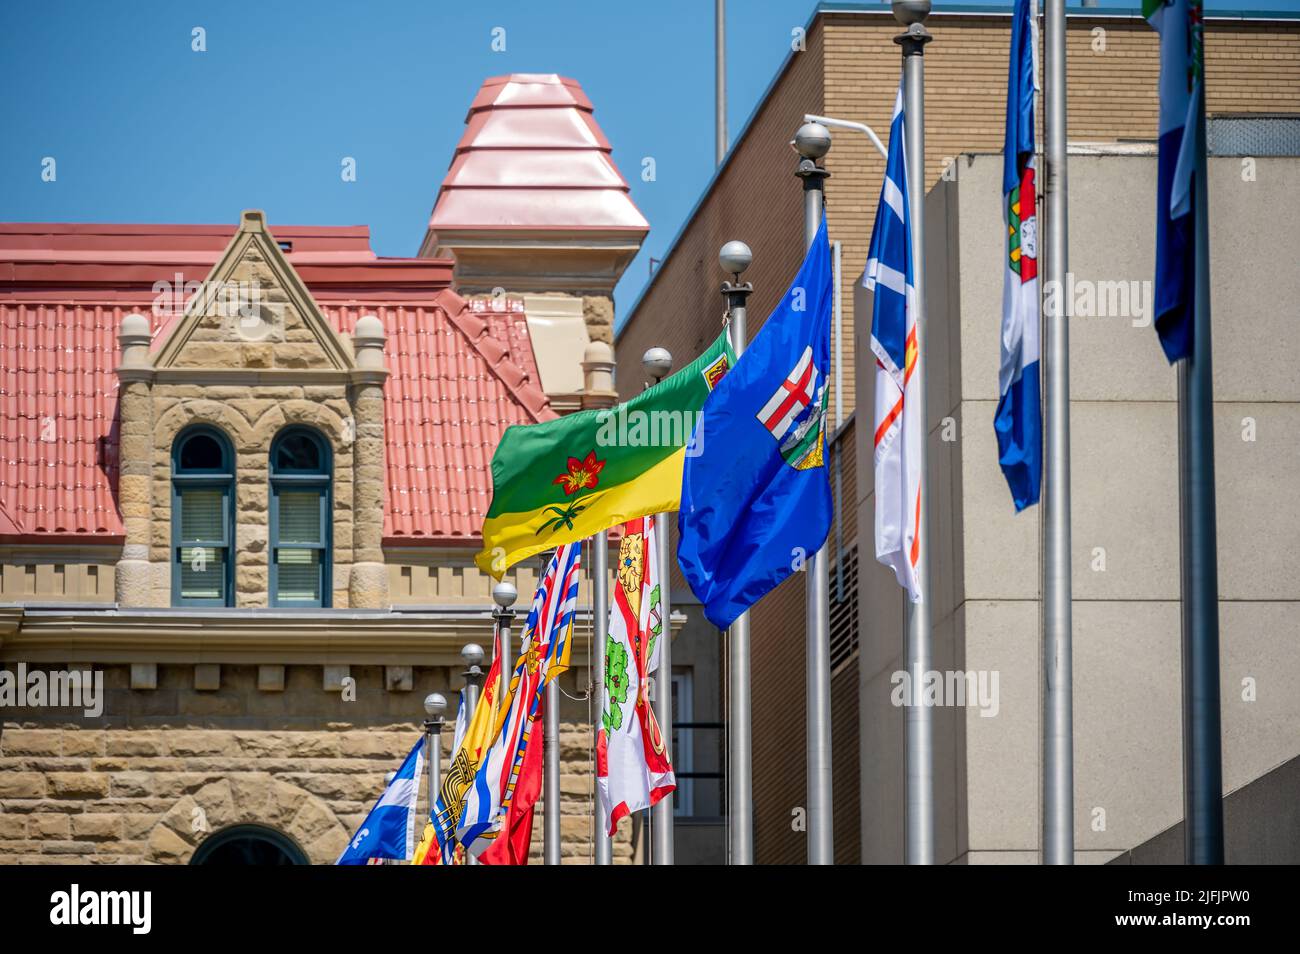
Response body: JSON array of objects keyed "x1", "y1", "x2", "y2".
[
  {"x1": 1063, "y1": 155, "x2": 1175, "y2": 404},
  {"x1": 953, "y1": 156, "x2": 1004, "y2": 405},
  {"x1": 962, "y1": 599, "x2": 1039, "y2": 853},
  {"x1": 1207, "y1": 158, "x2": 1300, "y2": 403},
  {"x1": 1219, "y1": 601, "x2": 1300, "y2": 794},
  {"x1": 958, "y1": 400, "x2": 1040, "y2": 602},
  {"x1": 1070, "y1": 400, "x2": 1181, "y2": 601},
  {"x1": 859, "y1": 655, "x2": 905, "y2": 863},
  {"x1": 1214, "y1": 404, "x2": 1300, "y2": 602},
  {"x1": 1072, "y1": 600, "x2": 1182, "y2": 853}
]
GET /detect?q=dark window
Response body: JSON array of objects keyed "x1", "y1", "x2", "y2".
[
  {"x1": 172, "y1": 426, "x2": 235, "y2": 607},
  {"x1": 189, "y1": 824, "x2": 309, "y2": 866},
  {"x1": 270, "y1": 427, "x2": 331, "y2": 608}
]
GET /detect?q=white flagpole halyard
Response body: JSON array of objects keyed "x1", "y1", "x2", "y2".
[
  {"x1": 792, "y1": 120, "x2": 834, "y2": 866},
  {"x1": 1041, "y1": 0, "x2": 1076, "y2": 866}
]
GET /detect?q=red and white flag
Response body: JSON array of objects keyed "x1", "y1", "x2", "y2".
[{"x1": 597, "y1": 516, "x2": 675, "y2": 835}]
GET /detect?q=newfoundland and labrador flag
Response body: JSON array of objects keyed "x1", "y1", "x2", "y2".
[
  {"x1": 598, "y1": 515, "x2": 675, "y2": 834},
  {"x1": 1145, "y1": 0, "x2": 1203, "y2": 363},
  {"x1": 678, "y1": 217, "x2": 834, "y2": 630},
  {"x1": 863, "y1": 85, "x2": 924, "y2": 602},
  {"x1": 476, "y1": 333, "x2": 734, "y2": 578},
  {"x1": 996, "y1": 0, "x2": 1043, "y2": 512},
  {"x1": 336, "y1": 737, "x2": 424, "y2": 864}
]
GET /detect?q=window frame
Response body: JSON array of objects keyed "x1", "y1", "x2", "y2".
[
  {"x1": 268, "y1": 426, "x2": 332, "y2": 609},
  {"x1": 171, "y1": 425, "x2": 236, "y2": 608}
]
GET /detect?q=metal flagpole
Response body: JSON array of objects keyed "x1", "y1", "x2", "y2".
[
  {"x1": 591, "y1": 535, "x2": 614, "y2": 865},
  {"x1": 422, "y1": 693, "x2": 447, "y2": 833},
  {"x1": 460, "y1": 643, "x2": 484, "y2": 865},
  {"x1": 715, "y1": 0, "x2": 727, "y2": 165},
  {"x1": 719, "y1": 240, "x2": 755, "y2": 864},
  {"x1": 544, "y1": 679, "x2": 561, "y2": 864},
  {"x1": 1042, "y1": 0, "x2": 1076, "y2": 866},
  {"x1": 1180, "y1": 63, "x2": 1224, "y2": 866},
  {"x1": 793, "y1": 120, "x2": 834, "y2": 866},
  {"x1": 892, "y1": 0, "x2": 935, "y2": 865},
  {"x1": 643, "y1": 348, "x2": 676, "y2": 865}
]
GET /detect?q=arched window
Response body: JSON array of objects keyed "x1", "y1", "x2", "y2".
[
  {"x1": 172, "y1": 426, "x2": 235, "y2": 607},
  {"x1": 189, "y1": 824, "x2": 310, "y2": 866},
  {"x1": 270, "y1": 427, "x2": 332, "y2": 608}
]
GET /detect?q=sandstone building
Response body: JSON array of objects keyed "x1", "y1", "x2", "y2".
[{"x1": 0, "y1": 74, "x2": 649, "y2": 864}]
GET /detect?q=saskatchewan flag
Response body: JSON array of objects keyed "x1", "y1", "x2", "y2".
[{"x1": 477, "y1": 330, "x2": 734, "y2": 577}]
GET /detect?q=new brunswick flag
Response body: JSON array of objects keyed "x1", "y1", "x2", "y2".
[{"x1": 476, "y1": 330, "x2": 734, "y2": 577}]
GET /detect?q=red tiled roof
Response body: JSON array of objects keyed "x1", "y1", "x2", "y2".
[
  {"x1": 428, "y1": 74, "x2": 649, "y2": 234},
  {"x1": 0, "y1": 223, "x2": 552, "y2": 547}
]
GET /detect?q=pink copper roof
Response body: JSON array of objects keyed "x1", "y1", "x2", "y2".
[
  {"x1": 0, "y1": 223, "x2": 553, "y2": 547},
  {"x1": 428, "y1": 74, "x2": 649, "y2": 233}
]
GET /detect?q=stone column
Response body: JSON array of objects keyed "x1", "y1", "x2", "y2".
[
  {"x1": 580, "y1": 340, "x2": 617, "y2": 410},
  {"x1": 115, "y1": 313, "x2": 155, "y2": 606},
  {"x1": 348, "y1": 315, "x2": 390, "y2": 609}
]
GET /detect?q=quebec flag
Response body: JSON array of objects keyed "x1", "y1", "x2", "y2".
[
  {"x1": 335, "y1": 737, "x2": 425, "y2": 865},
  {"x1": 678, "y1": 217, "x2": 834, "y2": 630}
]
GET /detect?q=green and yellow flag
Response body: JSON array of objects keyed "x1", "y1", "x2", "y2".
[{"x1": 477, "y1": 330, "x2": 734, "y2": 577}]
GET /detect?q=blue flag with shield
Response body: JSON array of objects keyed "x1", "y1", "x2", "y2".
[{"x1": 677, "y1": 217, "x2": 834, "y2": 630}]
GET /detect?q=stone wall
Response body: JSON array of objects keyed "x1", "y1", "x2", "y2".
[{"x1": 0, "y1": 663, "x2": 632, "y2": 864}]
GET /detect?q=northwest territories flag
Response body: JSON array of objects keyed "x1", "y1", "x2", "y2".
[
  {"x1": 1145, "y1": 0, "x2": 1202, "y2": 363},
  {"x1": 335, "y1": 737, "x2": 425, "y2": 864},
  {"x1": 457, "y1": 543, "x2": 579, "y2": 856},
  {"x1": 597, "y1": 515, "x2": 675, "y2": 835},
  {"x1": 863, "y1": 86, "x2": 923, "y2": 602},
  {"x1": 996, "y1": 0, "x2": 1043, "y2": 512},
  {"x1": 678, "y1": 218, "x2": 834, "y2": 630}
]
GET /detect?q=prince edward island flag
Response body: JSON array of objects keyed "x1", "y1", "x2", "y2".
[{"x1": 678, "y1": 217, "x2": 834, "y2": 631}]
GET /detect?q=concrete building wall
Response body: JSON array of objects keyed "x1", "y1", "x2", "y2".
[{"x1": 855, "y1": 153, "x2": 1300, "y2": 864}]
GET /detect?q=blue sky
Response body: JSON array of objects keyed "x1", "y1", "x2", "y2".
[{"x1": 0, "y1": 0, "x2": 1287, "y2": 321}]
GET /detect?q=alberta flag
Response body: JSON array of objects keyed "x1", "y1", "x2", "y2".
[
  {"x1": 678, "y1": 217, "x2": 834, "y2": 630},
  {"x1": 863, "y1": 85, "x2": 923, "y2": 601},
  {"x1": 1145, "y1": 0, "x2": 1203, "y2": 363},
  {"x1": 996, "y1": 0, "x2": 1043, "y2": 511},
  {"x1": 335, "y1": 737, "x2": 425, "y2": 864}
]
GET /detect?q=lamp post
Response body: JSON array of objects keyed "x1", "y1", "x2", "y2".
[
  {"x1": 643, "y1": 347, "x2": 675, "y2": 866},
  {"x1": 718, "y1": 240, "x2": 755, "y2": 865},
  {"x1": 422, "y1": 692, "x2": 447, "y2": 850}
]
